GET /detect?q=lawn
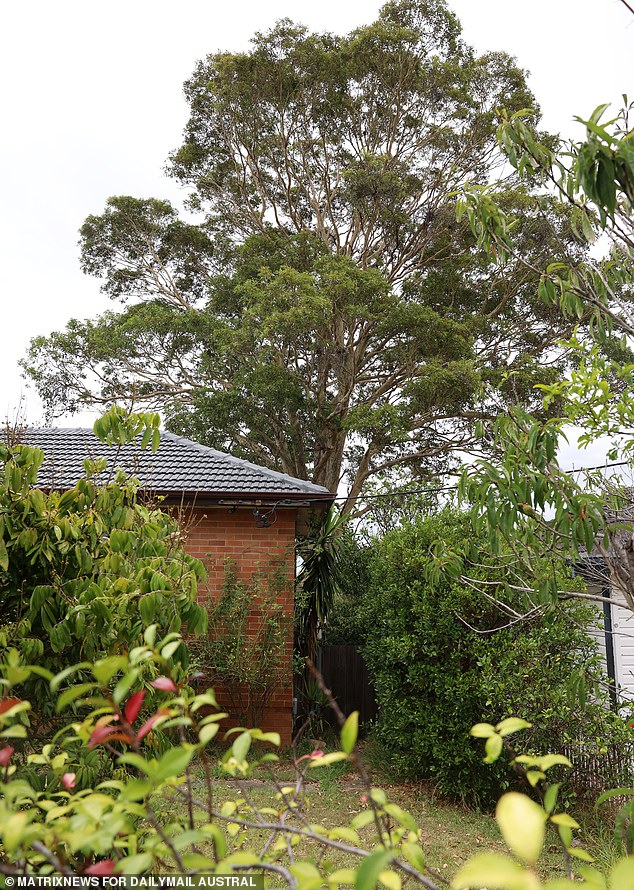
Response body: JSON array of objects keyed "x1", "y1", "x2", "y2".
[{"x1": 154, "y1": 747, "x2": 617, "y2": 886}]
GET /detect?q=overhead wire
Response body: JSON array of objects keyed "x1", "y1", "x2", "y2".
[{"x1": 325, "y1": 458, "x2": 634, "y2": 503}]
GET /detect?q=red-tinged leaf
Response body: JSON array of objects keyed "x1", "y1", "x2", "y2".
[
  {"x1": 85, "y1": 861, "x2": 116, "y2": 875},
  {"x1": 88, "y1": 725, "x2": 118, "y2": 748},
  {"x1": 0, "y1": 698, "x2": 21, "y2": 715},
  {"x1": 88, "y1": 714, "x2": 116, "y2": 742},
  {"x1": 150, "y1": 677, "x2": 177, "y2": 693},
  {"x1": 88, "y1": 715, "x2": 132, "y2": 749},
  {"x1": 137, "y1": 707, "x2": 170, "y2": 740},
  {"x1": 62, "y1": 772, "x2": 76, "y2": 790},
  {"x1": 0, "y1": 745, "x2": 14, "y2": 767},
  {"x1": 125, "y1": 690, "x2": 146, "y2": 724},
  {"x1": 89, "y1": 726, "x2": 134, "y2": 749}
]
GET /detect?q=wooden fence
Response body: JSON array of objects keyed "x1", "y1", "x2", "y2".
[
  {"x1": 318, "y1": 644, "x2": 378, "y2": 727},
  {"x1": 562, "y1": 738, "x2": 634, "y2": 804}
]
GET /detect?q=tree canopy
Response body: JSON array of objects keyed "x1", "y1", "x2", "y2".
[{"x1": 24, "y1": 0, "x2": 585, "y2": 510}]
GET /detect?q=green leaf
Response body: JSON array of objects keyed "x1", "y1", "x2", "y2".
[
  {"x1": 112, "y1": 669, "x2": 139, "y2": 705},
  {"x1": 355, "y1": 849, "x2": 395, "y2": 890},
  {"x1": 154, "y1": 745, "x2": 194, "y2": 782},
  {"x1": 452, "y1": 852, "x2": 525, "y2": 889},
  {"x1": 290, "y1": 862, "x2": 323, "y2": 890},
  {"x1": 51, "y1": 662, "x2": 91, "y2": 692},
  {"x1": 119, "y1": 779, "x2": 153, "y2": 801},
  {"x1": 328, "y1": 869, "x2": 357, "y2": 886},
  {"x1": 161, "y1": 640, "x2": 181, "y2": 660},
  {"x1": 92, "y1": 655, "x2": 128, "y2": 686},
  {"x1": 56, "y1": 683, "x2": 97, "y2": 712},
  {"x1": 1, "y1": 724, "x2": 27, "y2": 739},
  {"x1": 384, "y1": 803, "x2": 417, "y2": 831},
  {"x1": 596, "y1": 156, "x2": 617, "y2": 215},
  {"x1": 231, "y1": 730, "x2": 251, "y2": 762},
  {"x1": 597, "y1": 788, "x2": 634, "y2": 807},
  {"x1": 201, "y1": 823, "x2": 227, "y2": 860},
  {"x1": 116, "y1": 853, "x2": 154, "y2": 874},
  {"x1": 544, "y1": 784, "x2": 559, "y2": 815},
  {"x1": 550, "y1": 813, "x2": 579, "y2": 829},
  {"x1": 378, "y1": 871, "x2": 401, "y2": 890},
  {"x1": 117, "y1": 753, "x2": 154, "y2": 775},
  {"x1": 610, "y1": 857, "x2": 634, "y2": 889},
  {"x1": 496, "y1": 792, "x2": 546, "y2": 865},
  {"x1": 484, "y1": 733, "x2": 503, "y2": 763},
  {"x1": 539, "y1": 754, "x2": 572, "y2": 771},
  {"x1": 496, "y1": 717, "x2": 532, "y2": 737},
  {"x1": 329, "y1": 827, "x2": 361, "y2": 845},
  {"x1": 199, "y1": 723, "x2": 219, "y2": 745},
  {"x1": 401, "y1": 841, "x2": 425, "y2": 872},
  {"x1": 143, "y1": 624, "x2": 158, "y2": 646},
  {"x1": 470, "y1": 722, "x2": 495, "y2": 738},
  {"x1": 351, "y1": 810, "x2": 376, "y2": 830},
  {"x1": 341, "y1": 711, "x2": 359, "y2": 754},
  {"x1": 568, "y1": 847, "x2": 594, "y2": 862}
]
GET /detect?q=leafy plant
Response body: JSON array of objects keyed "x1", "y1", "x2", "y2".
[
  {"x1": 0, "y1": 406, "x2": 207, "y2": 723},
  {"x1": 296, "y1": 506, "x2": 347, "y2": 661},
  {"x1": 442, "y1": 99, "x2": 634, "y2": 626},
  {"x1": 192, "y1": 559, "x2": 290, "y2": 728},
  {"x1": 352, "y1": 510, "x2": 624, "y2": 805}
]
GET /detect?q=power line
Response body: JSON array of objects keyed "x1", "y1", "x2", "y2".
[{"x1": 327, "y1": 458, "x2": 634, "y2": 502}]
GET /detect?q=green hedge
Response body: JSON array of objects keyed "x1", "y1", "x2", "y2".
[{"x1": 336, "y1": 510, "x2": 624, "y2": 806}]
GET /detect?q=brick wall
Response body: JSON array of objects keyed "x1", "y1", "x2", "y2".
[{"x1": 178, "y1": 504, "x2": 296, "y2": 747}]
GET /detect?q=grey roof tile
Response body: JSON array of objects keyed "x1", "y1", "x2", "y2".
[{"x1": 11, "y1": 428, "x2": 332, "y2": 498}]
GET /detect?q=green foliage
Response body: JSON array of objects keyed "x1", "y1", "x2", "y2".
[
  {"x1": 2, "y1": 640, "x2": 633, "y2": 887},
  {"x1": 0, "y1": 408, "x2": 207, "y2": 721},
  {"x1": 442, "y1": 98, "x2": 634, "y2": 619},
  {"x1": 352, "y1": 511, "x2": 619, "y2": 805},
  {"x1": 22, "y1": 3, "x2": 587, "y2": 510},
  {"x1": 191, "y1": 560, "x2": 290, "y2": 728},
  {"x1": 296, "y1": 506, "x2": 348, "y2": 659},
  {"x1": 321, "y1": 530, "x2": 373, "y2": 647},
  {"x1": 0, "y1": 639, "x2": 434, "y2": 887}
]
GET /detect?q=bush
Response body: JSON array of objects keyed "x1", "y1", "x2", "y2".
[
  {"x1": 350, "y1": 510, "x2": 626, "y2": 806},
  {"x1": 0, "y1": 408, "x2": 207, "y2": 724}
]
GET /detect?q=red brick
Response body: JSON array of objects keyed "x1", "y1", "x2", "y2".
[{"x1": 173, "y1": 505, "x2": 297, "y2": 746}]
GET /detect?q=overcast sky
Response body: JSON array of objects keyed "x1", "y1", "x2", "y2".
[{"x1": 1, "y1": 0, "x2": 633, "y2": 467}]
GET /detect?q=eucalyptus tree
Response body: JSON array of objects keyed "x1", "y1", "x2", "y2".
[{"x1": 24, "y1": 0, "x2": 583, "y2": 511}]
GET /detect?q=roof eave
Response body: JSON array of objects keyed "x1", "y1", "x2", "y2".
[{"x1": 154, "y1": 489, "x2": 335, "y2": 506}]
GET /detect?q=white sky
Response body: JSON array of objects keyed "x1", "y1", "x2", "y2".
[{"x1": 1, "y1": 0, "x2": 633, "y2": 468}]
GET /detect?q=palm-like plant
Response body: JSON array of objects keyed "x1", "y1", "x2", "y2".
[{"x1": 295, "y1": 506, "x2": 347, "y2": 661}]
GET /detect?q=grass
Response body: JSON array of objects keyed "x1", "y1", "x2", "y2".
[{"x1": 153, "y1": 745, "x2": 618, "y2": 886}]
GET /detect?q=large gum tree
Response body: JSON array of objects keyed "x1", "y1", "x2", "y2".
[{"x1": 25, "y1": 0, "x2": 584, "y2": 513}]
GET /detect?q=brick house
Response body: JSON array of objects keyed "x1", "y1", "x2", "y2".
[{"x1": 22, "y1": 428, "x2": 334, "y2": 745}]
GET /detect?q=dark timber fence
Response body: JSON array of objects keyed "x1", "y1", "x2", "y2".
[
  {"x1": 561, "y1": 737, "x2": 634, "y2": 804},
  {"x1": 319, "y1": 645, "x2": 378, "y2": 727}
]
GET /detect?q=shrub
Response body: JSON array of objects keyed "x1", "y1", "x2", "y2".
[
  {"x1": 353, "y1": 510, "x2": 625, "y2": 805},
  {"x1": 0, "y1": 408, "x2": 207, "y2": 723}
]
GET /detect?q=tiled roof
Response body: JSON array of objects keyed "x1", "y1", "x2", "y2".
[{"x1": 13, "y1": 428, "x2": 332, "y2": 499}]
